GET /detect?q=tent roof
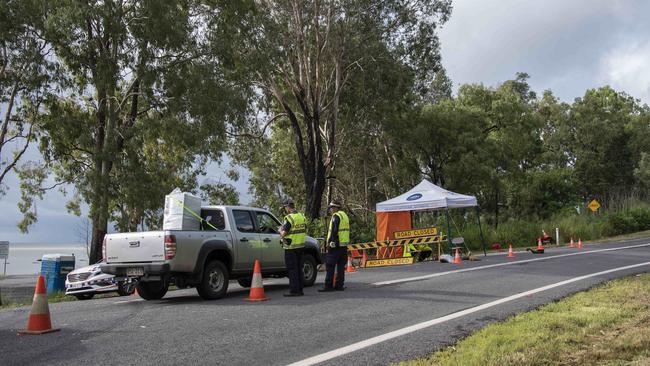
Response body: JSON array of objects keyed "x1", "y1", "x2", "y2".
[{"x1": 376, "y1": 180, "x2": 477, "y2": 212}]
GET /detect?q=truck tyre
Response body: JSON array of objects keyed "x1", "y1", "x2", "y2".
[
  {"x1": 136, "y1": 280, "x2": 169, "y2": 300},
  {"x1": 302, "y1": 253, "x2": 318, "y2": 287},
  {"x1": 237, "y1": 277, "x2": 252, "y2": 288},
  {"x1": 117, "y1": 281, "x2": 136, "y2": 296},
  {"x1": 197, "y1": 260, "x2": 229, "y2": 300}
]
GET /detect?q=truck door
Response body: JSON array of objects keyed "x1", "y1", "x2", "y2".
[
  {"x1": 231, "y1": 210, "x2": 262, "y2": 271},
  {"x1": 254, "y1": 211, "x2": 284, "y2": 269}
]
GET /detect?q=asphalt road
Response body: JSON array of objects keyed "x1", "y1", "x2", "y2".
[{"x1": 2, "y1": 236, "x2": 650, "y2": 366}]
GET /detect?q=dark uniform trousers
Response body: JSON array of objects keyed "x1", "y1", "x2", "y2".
[
  {"x1": 324, "y1": 246, "x2": 347, "y2": 289},
  {"x1": 284, "y1": 248, "x2": 304, "y2": 294}
]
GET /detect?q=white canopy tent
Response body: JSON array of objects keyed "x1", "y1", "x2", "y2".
[
  {"x1": 375, "y1": 180, "x2": 487, "y2": 256},
  {"x1": 376, "y1": 180, "x2": 477, "y2": 212}
]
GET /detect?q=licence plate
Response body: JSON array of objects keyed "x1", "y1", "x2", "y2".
[
  {"x1": 126, "y1": 267, "x2": 144, "y2": 276},
  {"x1": 68, "y1": 283, "x2": 82, "y2": 289}
]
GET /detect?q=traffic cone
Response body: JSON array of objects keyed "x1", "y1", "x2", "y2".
[
  {"x1": 578, "y1": 238, "x2": 583, "y2": 249},
  {"x1": 453, "y1": 247, "x2": 462, "y2": 264},
  {"x1": 18, "y1": 275, "x2": 60, "y2": 335},
  {"x1": 507, "y1": 244, "x2": 515, "y2": 259},
  {"x1": 569, "y1": 237, "x2": 575, "y2": 248},
  {"x1": 361, "y1": 250, "x2": 368, "y2": 268},
  {"x1": 346, "y1": 256, "x2": 356, "y2": 273},
  {"x1": 537, "y1": 238, "x2": 544, "y2": 251},
  {"x1": 245, "y1": 260, "x2": 269, "y2": 302}
]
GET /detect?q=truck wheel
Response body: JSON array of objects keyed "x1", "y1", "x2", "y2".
[
  {"x1": 302, "y1": 254, "x2": 318, "y2": 287},
  {"x1": 136, "y1": 280, "x2": 169, "y2": 300},
  {"x1": 117, "y1": 281, "x2": 136, "y2": 296},
  {"x1": 237, "y1": 277, "x2": 252, "y2": 288},
  {"x1": 74, "y1": 293, "x2": 95, "y2": 300},
  {"x1": 197, "y1": 261, "x2": 229, "y2": 300}
]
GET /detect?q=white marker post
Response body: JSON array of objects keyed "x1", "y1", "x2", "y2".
[
  {"x1": 0, "y1": 241, "x2": 9, "y2": 276},
  {"x1": 555, "y1": 228, "x2": 560, "y2": 246}
]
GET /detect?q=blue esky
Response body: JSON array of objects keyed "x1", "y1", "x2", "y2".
[{"x1": 2, "y1": 0, "x2": 649, "y2": 243}]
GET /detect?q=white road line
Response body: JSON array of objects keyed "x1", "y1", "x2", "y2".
[
  {"x1": 373, "y1": 242, "x2": 650, "y2": 286},
  {"x1": 287, "y1": 261, "x2": 650, "y2": 366},
  {"x1": 114, "y1": 299, "x2": 142, "y2": 304}
]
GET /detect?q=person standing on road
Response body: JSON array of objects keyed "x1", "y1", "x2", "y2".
[
  {"x1": 319, "y1": 201, "x2": 350, "y2": 292},
  {"x1": 279, "y1": 198, "x2": 307, "y2": 297}
]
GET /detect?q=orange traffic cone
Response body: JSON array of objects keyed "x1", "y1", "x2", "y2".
[
  {"x1": 578, "y1": 238, "x2": 583, "y2": 249},
  {"x1": 507, "y1": 244, "x2": 515, "y2": 259},
  {"x1": 361, "y1": 250, "x2": 368, "y2": 268},
  {"x1": 569, "y1": 237, "x2": 575, "y2": 248},
  {"x1": 246, "y1": 259, "x2": 269, "y2": 302},
  {"x1": 18, "y1": 275, "x2": 60, "y2": 335},
  {"x1": 453, "y1": 247, "x2": 462, "y2": 264},
  {"x1": 537, "y1": 238, "x2": 545, "y2": 251},
  {"x1": 346, "y1": 256, "x2": 356, "y2": 273}
]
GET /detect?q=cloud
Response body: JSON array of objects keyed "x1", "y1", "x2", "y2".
[
  {"x1": 439, "y1": 0, "x2": 650, "y2": 103},
  {"x1": 599, "y1": 40, "x2": 650, "y2": 103}
]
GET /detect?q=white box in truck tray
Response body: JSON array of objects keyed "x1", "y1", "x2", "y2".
[{"x1": 163, "y1": 189, "x2": 202, "y2": 230}]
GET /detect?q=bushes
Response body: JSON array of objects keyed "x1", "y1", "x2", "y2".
[
  {"x1": 445, "y1": 204, "x2": 650, "y2": 251},
  {"x1": 605, "y1": 207, "x2": 650, "y2": 236},
  {"x1": 324, "y1": 200, "x2": 650, "y2": 251}
]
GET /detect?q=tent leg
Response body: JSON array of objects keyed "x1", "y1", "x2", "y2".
[
  {"x1": 476, "y1": 206, "x2": 487, "y2": 256},
  {"x1": 445, "y1": 209, "x2": 453, "y2": 254}
]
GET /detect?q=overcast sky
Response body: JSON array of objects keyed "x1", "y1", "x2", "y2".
[
  {"x1": 2, "y1": 0, "x2": 649, "y2": 244},
  {"x1": 440, "y1": 0, "x2": 650, "y2": 104}
]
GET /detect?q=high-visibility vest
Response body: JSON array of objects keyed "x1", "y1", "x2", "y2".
[
  {"x1": 284, "y1": 212, "x2": 306, "y2": 249},
  {"x1": 327, "y1": 211, "x2": 350, "y2": 246}
]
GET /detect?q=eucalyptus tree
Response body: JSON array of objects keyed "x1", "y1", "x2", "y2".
[
  {"x1": 207, "y1": 0, "x2": 452, "y2": 219},
  {"x1": 0, "y1": 0, "x2": 53, "y2": 193},
  {"x1": 20, "y1": 1, "x2": 246, "y2": 262}
]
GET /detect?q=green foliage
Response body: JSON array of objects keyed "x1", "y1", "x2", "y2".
[
  {"x1": 200, "y1": 181, "x2": 240, "y2": 206},
  {"x1": 0, "y1": 0, "x2": 53, "y2": 194}
]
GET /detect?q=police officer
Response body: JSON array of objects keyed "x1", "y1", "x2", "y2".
[
  {"x1": 318, "y1": 201, "x2": 350, "y2": 292},
  {"x1": 279, "y1": 198, "x2": 307, "y2": 297}
]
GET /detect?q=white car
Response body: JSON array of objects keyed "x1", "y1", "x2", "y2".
[{"x1": 65, "y1": 262, "x2": 136, "y2": 300}]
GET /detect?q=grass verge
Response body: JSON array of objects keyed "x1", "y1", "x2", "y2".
[
  {"x1": 398, "y1": 273, "x2": 650, "y2": 366},
  {"x1": 0, "y1": 291, "x2": 119, "y2": 309}
]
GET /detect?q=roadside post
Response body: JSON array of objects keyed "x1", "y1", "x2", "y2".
[
  {"x1": 555, "y1": 228, "x2": 560, "y2": 247},
  {"x1": 0, "y1": 241, "x2": 9, "y2": 276}
]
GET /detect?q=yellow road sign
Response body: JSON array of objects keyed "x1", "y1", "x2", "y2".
[
  {"x1": 588, "y1": 199, "x2": 601, "y2": 212},
  {"x1": 364, "y1": 257, "x2": 415, "y2": 268},
  {"x1": 394, "y1": 227, "x2": 438, "y2": 239}
]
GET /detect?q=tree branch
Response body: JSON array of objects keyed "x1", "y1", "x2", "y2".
[{"x1": 226, "y1": 113, "x2": 287, "y2": 139}]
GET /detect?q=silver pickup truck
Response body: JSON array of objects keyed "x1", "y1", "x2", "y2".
[{"x1": 101, "y1": 205, "x2": 322, "y2": 300}]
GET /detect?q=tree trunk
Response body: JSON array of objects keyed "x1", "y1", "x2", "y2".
[
  {"x1": 89, "y1": 220, "x2": 106, "y2": 264},
  {"x1": 305, "y1": 171, "x2": 326, "y2": 219}
]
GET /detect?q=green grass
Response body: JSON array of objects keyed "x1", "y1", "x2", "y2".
[
  {"x1": 398, "y1": 273, "x2": 650, "y2": 366},
  {"x1": 0, "y1": 291, "x2": 119, "y2": 309}
]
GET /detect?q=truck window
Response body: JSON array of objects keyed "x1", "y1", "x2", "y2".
[
  {"x1": 200, "y1": 209, "x2": 225, "y2": 231},
  {"x1": 255, "y1": 212, "x2": 281, "y2": 234},
  {"x1": 233, "y1": 210, "x2": 255, "y2": 233}
]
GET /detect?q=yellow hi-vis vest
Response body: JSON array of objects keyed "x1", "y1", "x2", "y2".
[
  {"x1": 327, "y1": 211, "x2": 350, "y2": 246},
  {"x1": 284, "y1": 212, "x2": 306, "y2": 249}
]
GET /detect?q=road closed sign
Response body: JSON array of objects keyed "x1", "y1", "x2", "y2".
[
  {"x1": 394, "y1": 227, "x2": 438, "y2": 239},
  {"x1": 365, "y1": 257, "x2": 415, "y2": 268},
  {"x1": 0, "y1": 241, "x2": 8, "y2": 259}
]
